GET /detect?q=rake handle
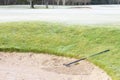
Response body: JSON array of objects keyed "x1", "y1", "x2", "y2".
[{"x1": 63, "y1": 49, "x2": 110, "y2": 67}]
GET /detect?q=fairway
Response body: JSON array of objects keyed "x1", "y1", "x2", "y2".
[
  {"x1": 0, "y1": 5, "x2": 120, "y2": 25},
  {"x1": 0, "y1": 22, "x2": 120, "y2": 80}
]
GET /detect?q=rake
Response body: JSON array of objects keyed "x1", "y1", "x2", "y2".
[{"x1": 63, "y1": 49, "x2": 110, "y2": 67}]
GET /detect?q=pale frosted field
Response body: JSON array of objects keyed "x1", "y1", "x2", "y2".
[{"x1": 0, "y1": 5, "x2": 120, "y2": 25}]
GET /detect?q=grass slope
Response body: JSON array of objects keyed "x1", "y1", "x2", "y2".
[{"x1": 0, "y1": 22, "x2": 120, "y2": 80}]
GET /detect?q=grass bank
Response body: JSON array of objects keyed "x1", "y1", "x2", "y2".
[{"x1": 0, "y1": 22, "x2": 120, "y2": 80}]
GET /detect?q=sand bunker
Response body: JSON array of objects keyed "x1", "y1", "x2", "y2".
[{"x1": 0, "y1": 52, "x2": 111, "y2": 80}]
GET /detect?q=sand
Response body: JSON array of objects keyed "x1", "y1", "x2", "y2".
[{"x1": 0, "y1": 52, "x2": 111, "y2": 80}]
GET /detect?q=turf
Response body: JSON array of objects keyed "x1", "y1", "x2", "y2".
[{"x1": 0, "y1": 22, "x2": 120, "y2": 80}]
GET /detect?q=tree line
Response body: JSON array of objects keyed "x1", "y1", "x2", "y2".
[{"x1": 0, "y1": 0, "x2": 120, "y2": 8}]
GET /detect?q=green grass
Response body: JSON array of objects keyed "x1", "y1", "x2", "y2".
[{"x1": 0, "y1": 22, "x2": 120, "y2": 80}]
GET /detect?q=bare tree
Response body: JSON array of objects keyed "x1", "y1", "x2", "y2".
[
  {"x1": 27, "y1": 0, "x2": 34, "y2": 8},
  {"x1": 70, "y1": 0, "x2": 91, "y2": 5},
  {"x1": 44, "y1": 0, "x2": 49, "y2": 8},
  {"x1": 54, "y1": 0, "x2": 60, "y2": 5},
  {"x1": 116, "y1": 0, "x2": 120, "y2": 4}
]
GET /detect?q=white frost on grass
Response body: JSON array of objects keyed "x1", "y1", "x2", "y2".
[{"x1": 0, "y1": 5, "x2": 120, "y2": 25}]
